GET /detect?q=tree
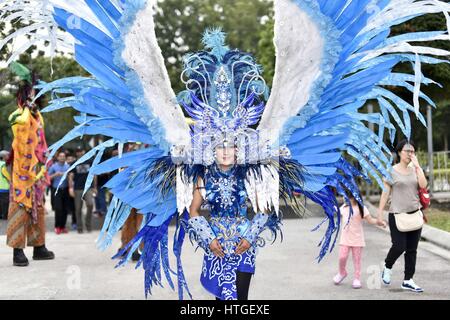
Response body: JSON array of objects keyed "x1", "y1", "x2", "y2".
[
  {"x1": 392, "y1": 14, "x2": 450, "y2": 151},
  {"x1": 0, "y1": 53, "x2": 88, "y2": 149},
  {"x1": 154, "y1": 0, "x2": 274, "y2": 92},
  {"x1": 0, "y1": 93, "x2": 15, "y2": 150},
  {"x1": 257, "y1": 18, "x2": 275, "y2": 87}
]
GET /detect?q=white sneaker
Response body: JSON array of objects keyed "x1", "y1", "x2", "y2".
[
  {"x1": 333, "y1": 272, "x2": 347, "y2": 285},
  {"x1": 382, "y1": 265, "x2": 392, "y2": 285},
  {"x1": 401, "y1": 279, "x2": 424, "y2": 293},
  {"x1": 352, "y1": 279, "x2": 362, "y2": 289}
]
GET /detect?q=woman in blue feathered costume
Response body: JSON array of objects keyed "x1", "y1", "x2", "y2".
[
  {"x1": 174, "y1": 36, "x2": 287, "y2": 300},
  {"x1": 187, "y1": 140, "x2": 269, "y2": 300}
]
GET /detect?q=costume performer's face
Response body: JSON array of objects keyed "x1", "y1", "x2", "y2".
[{"x1": 215, "y1": 141, "x2": 236, "y2": 167}]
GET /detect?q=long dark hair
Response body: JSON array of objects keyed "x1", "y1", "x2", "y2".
[
  {"x1": 345, "y1": 192, "x2": 365, "y2": 218},
  {"x1": 16, "y1": 73, "x2": 44, "y2": 109},
  {"x1": 395, "y1": 139, "x2": 416, "y2": 164},
  {"x1": 16, "y1": 82, "x2": 33, "y2": 108}
]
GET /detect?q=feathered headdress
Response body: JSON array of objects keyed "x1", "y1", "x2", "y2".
[
  {"x1": 9, "y1": 61, "x2": 32, "y2": 84},
  {"x1": 9, "y1": 62, "x2": 38, "y2": 108},
  {"x1": 176, "y1": 28, "x2": 271, "y2": 165}
]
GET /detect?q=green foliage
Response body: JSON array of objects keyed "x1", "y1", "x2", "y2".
[
  {"x1": 0, "y1": 94, "x2": 16, "y2": 150},
  {"x1": 257, "y1": 18, "x2": 275, "y2": 87},
  {"x1": 392, "y1": 14, "x2": 450, "y2": 86},
  {"x1": 1, "y1": 18, "x2": 27, "y2": 61},
  {"x1": 154, "y1": 0, "x2": 274, "y2": 92},
  {"x1": 426, "y1": 208, "x2": 450, "y2": 233},
  {"x1": 417, "y1": 150, "x2": 450, "y2": 171},
  {"x1": 390, "y1": 14, "x2": 450, "y2": 151},
  {"x1": 0, "y1": 53, "x2": 89, "y2": 148}
]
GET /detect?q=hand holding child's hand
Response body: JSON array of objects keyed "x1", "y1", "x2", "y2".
[{"x1": 377, "y1": 219, "x2": 387, "y2": 228}]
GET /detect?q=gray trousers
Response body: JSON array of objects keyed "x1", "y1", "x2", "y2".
[{"x1": 74, "y1": 189, "x2": 95, "y2": 232}]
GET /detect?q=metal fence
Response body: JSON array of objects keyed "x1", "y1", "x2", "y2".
[{"x1": 420, "y1": 151, "x2": 450, "y2": 192}]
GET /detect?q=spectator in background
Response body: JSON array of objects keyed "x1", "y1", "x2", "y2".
[
  {"x1": 107, "y1": 148, "x2": 119, "y2": 206},
  {"x1": 94, "y1": 150, "x2": 111, "y2": 218},
  {"x1": 66, "y1": 153, "x2": 76, "y2": 165},
  {"x1": 0, "y1": 150, "x2": 11, "y2": 220},
  {"x1": 48, "y1": 153, "x2": 57, "y2": 220},
  {"x1": 378, "y1": 140, "x2": 428, "y2": 293},
  {"x1": 48, "y1": 151, "x2": 70, "y2": 234},
  {"x1": 66, "y1": 152, "x2": 77, "y2": 230},
  {"x1": 68, "y1": 147, "x2": 97, "y2": 234}
]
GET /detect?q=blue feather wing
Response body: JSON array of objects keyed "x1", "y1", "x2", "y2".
[
  {"x1": 29, "y1": 0, "x2": 189, "y2": 225},
  {"x1": 24, "y1": 0, "x2": 192, "y2": 298},
  {"x1": 263, "y1": 0, "x2": 450, "y2": 261}
]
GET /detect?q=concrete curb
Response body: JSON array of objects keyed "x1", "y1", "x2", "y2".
[{"x1": 365, "y1": 200, "x2": 450, "y2": 252}]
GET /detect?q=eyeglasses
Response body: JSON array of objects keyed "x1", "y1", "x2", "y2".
[{"x1": 402, "y1": 149, "x2": 415, "y2": 154}]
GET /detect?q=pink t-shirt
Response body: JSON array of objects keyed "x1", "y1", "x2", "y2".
[{"x1": 339, "y1": 204, "x2": 370, "y2": 247}]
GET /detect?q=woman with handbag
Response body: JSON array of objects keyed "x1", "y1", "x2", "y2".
[{"x1": 377, "y1": 140, "x2": 428, "y2": 293}]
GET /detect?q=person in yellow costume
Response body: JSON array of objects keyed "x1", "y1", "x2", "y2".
[{"x1": 5, "y1": 64, "x2": 55, "y2": 267}]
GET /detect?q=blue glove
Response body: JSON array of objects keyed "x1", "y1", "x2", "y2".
[
  {"x1": 242, "y1": 213, "x2": 269, "y2": 246},
  {"x1": 187, "y1": 216, "x2": 216, "y2": 252}
]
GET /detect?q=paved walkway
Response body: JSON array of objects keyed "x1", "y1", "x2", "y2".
[{"x1": 1, "y1": 217, "x2": 449, "y2": 300}]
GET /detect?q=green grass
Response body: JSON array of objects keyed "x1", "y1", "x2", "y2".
[
  {"x1": 434, "y1": 168, "x2": 450, "y2": 175},
  {"x1": 426, "y1": 208, "x2": 450, "y2": 233}
]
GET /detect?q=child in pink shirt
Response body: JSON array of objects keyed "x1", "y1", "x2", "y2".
[{"x1": 333, "y1": 195, "x2": 386, "y2": 288}]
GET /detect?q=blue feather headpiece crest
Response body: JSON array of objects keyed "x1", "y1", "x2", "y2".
[{"x1": 176, "y1": 28, "x2": 270, "y2": 165}]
